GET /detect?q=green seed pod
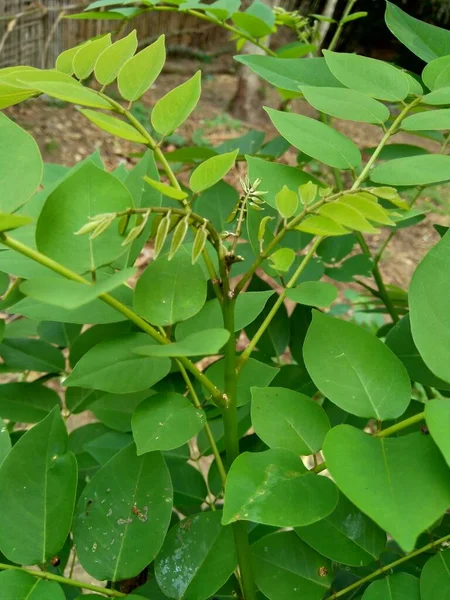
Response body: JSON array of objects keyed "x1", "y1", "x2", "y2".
[
  {"x1": 121, "y1": 211, "x2": 150, "y2": 246},
  {"x1": 90, "y1": 214, "x2": 116, "y2": 239},
  {"x1": 74, "y1": 220, "x2": 100, "y2": 236},
  {"x1": 192, "y1": 225, "x2": 208, "y2": 264},
  {"x1": 154, "y1": 211, "x2": 171, "y2": 259},
  {"x1": 118, "y1": 213, "x2": 131, "y2": 236},
  {"x1": 169, "y1": 215, "x2": 189, "y2": 260}
]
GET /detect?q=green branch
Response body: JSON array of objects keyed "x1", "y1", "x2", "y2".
[
  {"x1": 326, "y1": 0, "x2": 358, "y2": 52},
  {"x1": 334, "y1": 533, "x2": 450, "y2": 598},
  {"x1": 0, "y1": 234, "x2": 226, "y2": 408},
  {"x1": 237, "y1": 236, "x2": 323, "y2": 371},
  {"x1": 0, "y1": 563, "x2": 125, "y2": 597}
]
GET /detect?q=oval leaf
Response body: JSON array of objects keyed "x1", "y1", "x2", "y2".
[
  {"x1": 425, "y1": 399, "x2": 450, "y2": 467},
  {"x1": 371, "y1": 154, "x2": 450, "y2": 186},
  {"x1": 287, "y1": 281, "x2": 338, "y2": 307},
  {"x1": 80, "y1": 109, "x2": 147, "y2": 142},
  {"x1": 151, "y1": 71, "x2": 201, "y2": 136},
  {"x1": 133, "y1": 328, "x2": 229, "y2": 357},
  {"x1": 189, "y1": 149, "x2": 238, "y2": 193},
  {"x1": 118, "y1": 35, "x2": 166, "y2": 101},
  {"x1": 420, "y1": 549, "x2": 450, "y2": 600},
  {"x1": 95, "y1": 30, "x2": 138, "y2": 86}
]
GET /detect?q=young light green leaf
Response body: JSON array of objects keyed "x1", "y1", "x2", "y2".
[
  {"x1": 0, "y1": 212, "x2": 32, "y2": 232},
  {"x1": 251, "y1": 387, "x2": 330, "y2": 455},
  {"x1": 287, "y1": 281, "x2": 338, "y2": 307},
  {"x1": 410, "y1": 231, "x2": 450, "y2": 383},
  {"x1": 134, "y1": 328, "x2": 229, "y2": 358},
  {"x1": 303, "y1": 311, "x2": 411, "y2": 419},
  {"x1": 253, "y1": 532, "x2": 332, "y2": 600},
  {"x1": 323, "y1": 425, "x2": 450, "y2": 551},
  {"x1": 118, "y1": 35, "x2": 166, "y2": 101},
  {"x1": 79, "y1": 109, "x2": 147, "y2": 143},
  {"x1": 222, "y1": 448, "x2": 338, "y2": 526},
  {"x1": 155, "y1": 512, "x2": 237, "y2": 600},
  {"x1": 64, "y1": 333, "x2": 171, "y2": 394},
  {"x1": 268, "y1": 247, "x2": 295, "y2": 272},
  {"x1": 258, "y1": 215, "x2": 275, "y2": 250},
  {"x1": 56, "y1": 43, "x2": 87, "y2": 75},
  {"x1": 296, "y1": 215, "x2": 349, "y2": 236},
  {"x1": 323, "y1": 50, "x2": 409, "y2": 102},
  {"x1": 275, "y1": 185, "x2": 298, "y2": 218},
  {"x1": 362, "y1": 573, "x2": 420, "y2": 600},
  {"x1": 265, "y1": 108, "x2": 361, "y2": 170},
  {"x1": 151, "y1": 71, "x2": 201, "y2": 135},
  {"x1": 36, "y1": 162, "x2": 133, "y2": 273},
  {"x1": 95, "y1": 30, "x2": 138, "y2": 86},
  {"x1": 0, "y1": 113, "x2": 42, "y2": 213},
  {"x1": 371, "y1": 155, "x2": 450, "y2": 186},
  {"x1": 192, "y1": 225, "x2": 208, "y2": 264},
  {"x1": 189, "y1": 149, "x2": 238, "y2": 193},
  {"x1": 143, "y1": 176, "x2": 188, "y2": 200},
  {"x1": 422, "y1": 55, "x2": 450, "y2": 90},
  {"x1": 169, "y1": 215, "x2": 189, "y2": 259},
  {"x1": 73, "y1": 34, "x2": 111, "y2": 80},
  {"x1": 295, "y1": 493, "x2": 387, "y2": 567},
  {"x1": 340, "y1": 194, "x2": 395, "y2": 226},
  {"x1": 298, "y1": 181, "x2": 318, "y2": 206},
  {"x1": 73, "y1": 444, "x2": 172, "y2": 581},
  {"x1": 301, "y1": 85, "x2": 390, "y2": 125},
  {"x1": 132, "y1": 392, "x2": 205, "y2": 453},
  {"x1": 420, "y1": 549, "x2": 450, "y2": 600},
  {"x1": 21, "y1": 79, "x2": 113, "y2": 108},
  {"x1": 135, "y1": 247, "x2": 207, "y2": 326},
  {"x1": 385, "y1": 1, "x2": 450, "y2": 62},
  {"x1": 0, "y1": 407, "x2": 77, "y2": 565},
  {"x1": 318, "y1": 203, "x2": 379, "y2": 233},
  {"x1": 425, "y1": 400, "x2": 450, "y2": 467}
]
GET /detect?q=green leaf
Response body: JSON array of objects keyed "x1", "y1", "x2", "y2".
[
  {"x1": 132, "y1": 392, "x2": 205, "y2": 453},
  {"x1": 409, "y1": 231, "x2": 450, "y2": 383},
  {"x1": 234, "y1": 55, "x2": 342, "y2": 93},
  {"x1": 268, "y1": 248, "x2": 295, "y2": 273},
  {"x1": 36, "y1": 162, "x2": 133, "y2": 273},
  {"x1": 420, "y1": 549, "x2": 450, "y2": 600},
  {"x1": 251, "y1": 387, "x2": 330, "y2": 455},
  {"x1": 64, "y1": 333, "x2": 171, "y2": 393},
  {"x1": 189, "y1": 149, "x2": 238, "y2": 193},
  {"x1": 422, "y1": 87, "x2": 450, "y2": 105},
  {"x1": 0, "y1": 418, "x2": 10, "y2": 465},
  {"x1": 176, "y1": 290, "x2": 274, "y2": 340},
  {"x1": 287, "y1": 281, "x2": 338, "y2": 307},
  {"x1": 155, "y1": 512, "x2": 237, "y2": 600},
  {"x1": 0, "y1": 382, "x2": 61, "y2": 422},
  {"x1": 301, "y1": 86, "x2": 390, "y2": 125},
  {"x1": 21, "y1": 269, "x2": 135, "y2": 310},
  {"x1": 402, "y1": 108, "x2": 450, "y2": 131},
  {"x1": 0, "y1": 113, "x2": 43, "y2": 213},
  {"x1": 134, "y1": 247, "x2": 207, "y2": 326},
  {"x1": 134, "y1": 328, "x2": 229, "y2": 357},
  {"x1": 0, "y1": 213, "x2": 32, "y2": 232},
  {"x1": 56, "y1": 43, "x2": 86, "y2": 75},
  {"x1": 275, "y1": 185, "x2": 298, "y2": 219},
  {"x1": 296, "y1": 215, "x2": 349, "y2": 236},
  {"x1": 166, "y1": 456, "x2": 208, "y2": 508},
  {"x1": 362, "y1": 573, "x2": 420, "y2": 600},
  {"x1": 73, "y1": 34, "x2": 111, "y2": 80},
  {"x1": 0, "y1": 571, "x2": 65, "y2": 599},
  {"x1": 323, "y1": 50, "x2": 409, "y2": 102},
  {"x1": 206, "y1": 357, "x2": 278, "y2": 407},
  {"x1": 232, "y1": 11, "x2": 272, "y2": 38},
  {"x1": 318, "y1": 202, "x2": 379, "y2": 233},
  {"x1": 151, "y1": 71, "x2": 201, "y2": 135},
  {"x1": 386, "y1": 315, "x2": 450, "y2": 390},
  {"x1": 222, "y1": 448, "x2": 337, "y2": 526},
  {"x1": 79, "y1": 109, "x2": 147, "y2": 142},
  {"x1": 73, "y1": 443, "x2": 172, "y2": 581},
  {"x1": 422, "y1": 55, "x2": 450, "y2": 90},
  {"x1": 22, "y1": 80, "x2": 112, "y2": 109},
  {"x1": 0, "y1": 337, "x2": 65, "y2": 373},
  {"x1": 95, "y1": 30, "x2": 138, "y2": 86},
  {"x1": 385, "y1": 1, "x2": 450, "y2": 63},
  {"x1": 252, "y1": 531, "x2": 332, "y2": 600},
  {"x1": 117, "y1": 35, "x2": 165, "y2": 101},
  {"x1": 89, "y1": 390, "x2": 152, "y2": 432},
  {"x1": 265, "y1": 108, "x2": 361, "y2": 170},
  {"x1": 143, "y1": 176, "x2": 188, "y2": 200},
  {"x1": 0, "y1": 408, "x2": 77, "y2": 564},
  {"x1": 303, "y1": 311, "x2": 411, "y2": 419},
  {"x1": 371, "y1": 154, "x2": 450, "y2": 185},
  {"x1": 295, "y1": 493, "x2": 386, "y2": 567},
  {"x1": 425, "y1": 400, "x2": 450, "y2": 467},
  {"x1": 323, "y1": 425, "x2": 450, "y2": 551},
  {"x1": 340, "y1": 193, "x2": 395, "y2": 226}
]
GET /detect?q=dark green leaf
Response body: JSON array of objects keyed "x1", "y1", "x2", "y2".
[
  {"x1": 90, "y1": 390, "x2": 152, "y2": 432},
  {"x1": 420, "y1": 548, "x2": 450, "y2": 600},
  {"x1": 0, "y1": 338, "x2": 65, "y2": 373},
  {"x1": 134, "y1": 328, "x2": 229, "y2": 357},
  {"x1": 0, "y1": 382, "x2": 61, "y2": 422},
  {"x1": 0, "y1": 570, "x2": 65, "y2": 599},
  {"x1": 287, "y1": 281, "x2": 338, "y2": 307},
  {"x1": 425, "y1": 399, "x2": 450, "y2": 467},
  {"x1": 362, "y1": 573, "x2": 420, "y2": 599}
]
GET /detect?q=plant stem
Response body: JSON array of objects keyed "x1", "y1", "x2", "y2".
[
  {"x1": 141, "y1": 6, "x2": 277, "y2": 57},
  {"x1": 0, "y1": 234, "x2": 226, "y2": 408},
  {"x1": 221, "y1": 289, "x2": 257, "y2": 600},
  {"x1": 312, "y1": 410, "x2": 426, "y2": 474},
  {"x1": 0, "y1": 563, "x2": 125, "y2": 597},
  {"x1": 326, "y1": 0, "x2": 358, "y2": 52},
  {"x1": 237, "y1": 237, "x2": 322, "y2": 371},
  {"x1": 177, "y1": 360, "x2": 227, "y2": 487},
  {"x1": 333, "y1": 533, "x2": 450, "y2": 598}
]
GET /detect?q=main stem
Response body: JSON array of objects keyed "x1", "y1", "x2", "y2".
[
  {"x1": 326, "y1": 0, "x2": 358, "y2": 52},
  {"x1": 221, "y1": 281, "x2": 256, "y2": 600}
]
